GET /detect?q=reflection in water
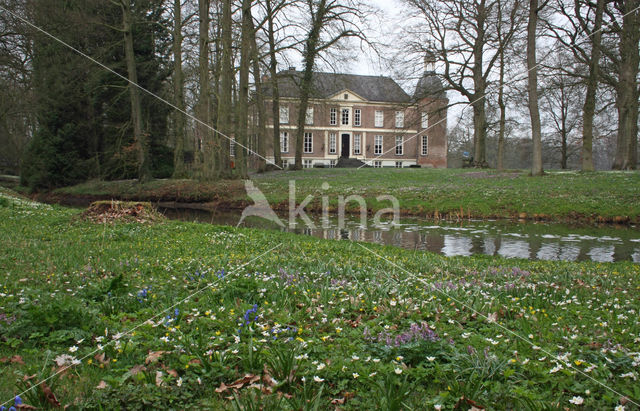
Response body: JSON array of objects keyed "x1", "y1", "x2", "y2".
[
  {"x1": 159, "y1": 208, "x2": 640, "y2": 263},
  {"x1": 498, "y1": 239, "x2": 530, "y2": 259},
  {"x1": 442, "y1": 235, "x2": 473, "y2": 257}
]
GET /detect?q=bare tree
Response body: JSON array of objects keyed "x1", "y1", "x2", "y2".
[
  {"x1": 291, "y1": 0, "x2": 367, "y2": 170},
  {"x1": 527, "y1": 0, "x2": 545, "y2": 176},
  {"x1": 115, "y1": 0, "x2": 151, "y2": 182},
  {"x1": 197, "y1": 0, "x2": 217, "y2": 179},
  {"x1": 403, "y1": 0, "x2": 523, "y2": 168},
  {"x1": 234, "y1": 0, "x2": 252, "y2": 178},
  {"x1": 580, "y1": 0, "x2": 605, "y2": 171},
  {"x1": 216, "y1": 0, "x2": 232, "y2": 178},
  {"x1": 172, "y1": 0, "x2": 188, "y2": 177}
]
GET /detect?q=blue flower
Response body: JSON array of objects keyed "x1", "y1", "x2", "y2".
[{"x1": 13, "y1": 397, "x2": 21, "y2": 406}]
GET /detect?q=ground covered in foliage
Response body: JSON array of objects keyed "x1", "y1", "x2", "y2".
[
  {"x1": 1, "y1": 188, "x2": 639, "y2": 409},
  {"x1": 50, "y1": 169, "x2": 640, "y2": 223}
]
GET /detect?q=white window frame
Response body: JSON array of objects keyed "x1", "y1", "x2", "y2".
[
  {"x1": 374, "y1": 110, "x2": 384, "y2": 128},
  {"x1": 421, "y1": 135, "x2": 428, "y2": 156},
  {"x1": 329, "y1": 133, "x2": 337, "y2": 154},
  {"x1": 353, "y1": 134, "x2": 361, "y2": 155},
  {"x1": 329, "y1": 159, "x2": 336, "y2": 168},
  {"x1": 303, "y1": 132, "x2": 313, "y2": 153},
  {"x1": 395, "y1": 161, "x2": 403, "y2": 168},
  {"x1": 279, "y1": 106, "x2": 289, "y2": 124},
  {"x1": 282, "y1": 159, "x2": 289, "y2": 168},
  {"x1": 373, "y1": 160, "x2": 382, "y2": 168},
  {"x1": 421, "y1": 112, "x2": 428, "y2": 129},
  {"x1": 280, "y1": 131, "x2": 289, "y2": 153},
  {"x1": 303, "y1": 159, "x2": 313, "y2": 169},
  {"x1": 354, "y1": 109, "x2": 361, "y2": 126},
  {"x1": 374, "y1": 135, "x2": 383, "y2": 155},
  {"x1": 395, "y1": 111, "x2": 404, "y2": 128},
  {"x1": 330, "y1": 108, "x2": 337, "y2": 125},
  {"x1": 395, "y1": 135, "x2": 404, "y2": 155},
  {"x1": 305, "y1": 107, "x2": 314, "y2": 125},
  {"x1": 341, "y1": 108, "x2": 350, "y2": 125}
]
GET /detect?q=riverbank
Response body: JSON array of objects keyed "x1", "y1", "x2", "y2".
[
  {"x1": 24, "y1": 168, "x2": 640, "y2": 224},
  {"x1": 1, "y1": 188, "x2": 638, "y2": 409}
]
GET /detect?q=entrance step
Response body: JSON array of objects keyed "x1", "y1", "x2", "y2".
[{"x1": 335, "y1": 157, "x2": 369, "y2": 168}]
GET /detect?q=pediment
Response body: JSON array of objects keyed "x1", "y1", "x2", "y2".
[{"x1": 327, "y1": 89, "x2": 367, "y2": 102}]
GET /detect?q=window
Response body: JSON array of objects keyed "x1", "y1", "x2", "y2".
[
  {"x1": 374, "y1": 135, "x2": 383, "y2": 155},
  {"x1": 375, "y1": 110, "x2": 384, "y2": 127},
  {"x1": 421, "y1": 112, "x2": 428, "y2": 129},
  {"x1": 280, "y1": 132, "x2": 289, "y2": 153},
  {"x1": 304, "y1": 132, "x2": 313, "y2": 153},
  {"x1": 395, "y1": 136, "x2": 404, "y2": 155},
  {"x1": 330, "y1": 108, "x2": 337, "y2": 125},
  {"x1": 279, "y1": 106, "x2": 289, "y2": 124},
  {"x1": 282, "y1": 159, "x2": 289, "y2": 168},
  {"x1": 329, "y1": 133, "x2": 337, "y2": 154},
  {"x1": 373, "y1": 160, "x2": 382, "y2": 168},
  {"x1": 421, "y1": 135, "x2": 428, "y2": 156},
  {"x1": 341, "y1": 108, "x2": 350, "y2": 125},
  {"x1": 395, "y1": 161, "x2": 403, "y2": 168},
  {"x1": 303, "y1": 159, "x2": 313, "y2": 169},
  {"x1": 230, "y1": 138, "x2": 236, "y2": 157},
  {"x1": 330, "y1": 159, "x2": 337, "y2": 168},
  {"x1": 344, "y1": 93, "x2": 349, "y2": 100},
  {"x1": 395, "y1": 111, "x2": 404, "y2": 128},
  {"x1": 305, "y1": 107, "x2": 314, "y2": 125},
  {"x1": 353, "y1": 134, "x2": 361, "y2": 155},
  {"x1": 354, "y1": 109, "x2": 361, "y2": 126}
]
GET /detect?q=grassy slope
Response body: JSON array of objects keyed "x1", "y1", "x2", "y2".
[
  {"x1": 51, "y1": 169, "x2": 640, "y2": 223},
  {"x1": 1, "y1": 189, "x2": 639, "y2": 409}
]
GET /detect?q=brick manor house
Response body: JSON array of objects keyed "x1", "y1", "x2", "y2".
[{"x1": 257, "y1": 59, "x2": 448, "y2": 168}]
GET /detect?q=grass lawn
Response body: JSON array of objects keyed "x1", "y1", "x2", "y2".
[
  {"x1": 1, "y1": 188, "x2": 639, "y2": 409},
  {"x1": 50, "y1": 168, "x2": 640, "y2": 223}
]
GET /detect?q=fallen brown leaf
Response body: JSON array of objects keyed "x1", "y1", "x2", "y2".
[
  {"x1": 145, "y1": 350, "x2": 169, "y2": 364},
  {"x1": 42, "y1": 382, "x2": 61, "y2": 407}
]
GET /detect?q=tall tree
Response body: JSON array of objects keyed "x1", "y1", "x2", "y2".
[
  {"x1": 197, "y1": 0, "x2": 216, "y2": 179},
  {"x1": 403, "y1": 0, "x2": 522, "y2": 168},
  {"x1": 248, "y1": 3, "x2": 267, "y2": 172},
  {"x1": 292, "y1": 0, "x2": 366, "y2": 169},
  {"x1": 172, "y1": 0, "x2": 187, "y2": 177},
  {"x1": 216, "y1": 0, "x2": 233, "y2": 177},
  {"x1": 117, "y1": 0, "x2": 151, "y2": 182},
  {"x1": 262, "y1": 0, "x2": 287, "y2": 168},
  {"x1": 234, "y1": 0, "x2": 252, "y2": 178},
  {"x1": 527, "y1": 0, "x2": 544, "y2": 176},
  {"x1": 609, "y1": 0, "x2": 640, "y2": 169}
]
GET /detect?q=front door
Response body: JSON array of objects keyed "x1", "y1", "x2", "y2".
[{"x1": 341, "y1": 134, "x2": 350, "y2": 158}]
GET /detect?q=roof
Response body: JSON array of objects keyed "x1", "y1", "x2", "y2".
[
  {"x1": 413, "y1": 70, "x2": 446, "y2": 100},
  {"x1": 267, "y1": 70, "x2": 412, "y2": 103}
]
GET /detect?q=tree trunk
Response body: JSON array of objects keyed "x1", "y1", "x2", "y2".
[
  {"x1": 217, "y1": 0, "x2": 233, "y2": 178},
  {"x1": 121, "y1": 0, "x2": 150, "y2": 182},
  {"x1": 581, "y1": 0, "x2": 604, "y2": 172},
  {"x1": 293, "y1": 1, "x2": 325, "y2": 170},
  {"x1": 249, "y1": 13, "x2": 267, "y2": 172},
  {"x1": 266, "y1": 0, "x2": 282, "y2": 168},
  {"x1": 198, "y1": 0, "x2": 215, "y2": 179},
  {"x1": 613, "y1": 0, "x2": 640, "y2": 170},
  {"x1": 172, "y1": 0, "x2": 187, "y2": 178},
  {"x1": 472, "y1": 2, "x2": 488, "y2": 168},
  {"x1": 497, "y1": 47, "x2": 506, "y2": 171},
  {"x1": 527, "y1": 0, "x2": 543, "y2": 176},
  {"x1": 234, "y1": 0, "x2": 251, "y2": 179}
]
